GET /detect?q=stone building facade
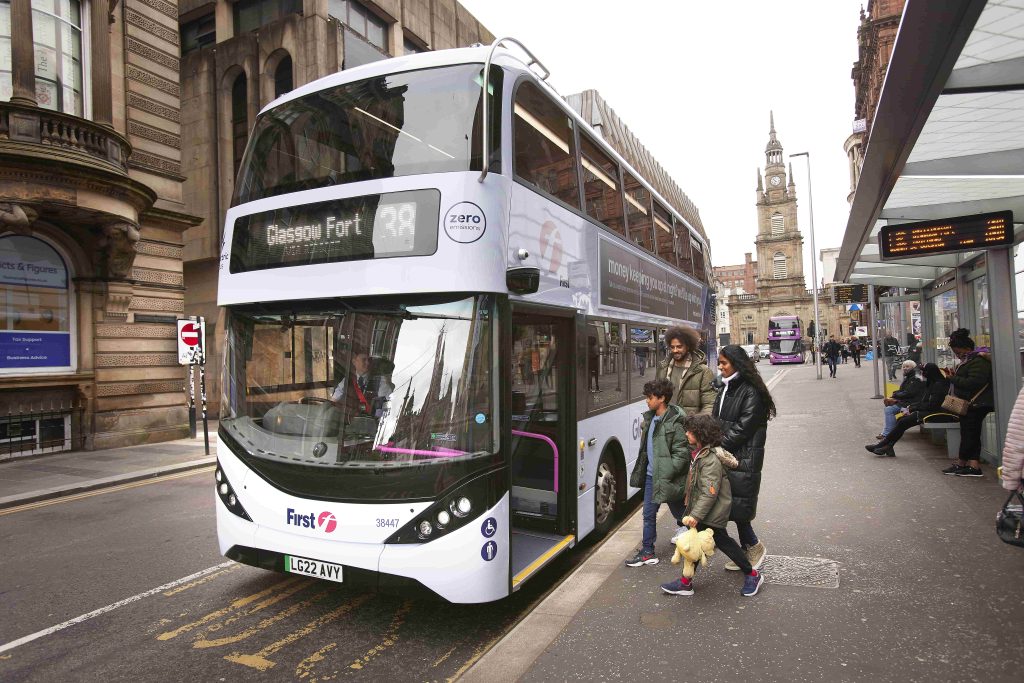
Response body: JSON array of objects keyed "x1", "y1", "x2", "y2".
[
  {"x1": 728, "y1": 116, "x2": 851, "y2": 347},
  {"x1": 178, "y1": 0, "x2": 495, "y2": 415},
  {"x1": 1, "y1": 0, "x2": 201, "y2": 457},
  {"x1": 844, "y1": 0, "x2": 906, "y2": 203}
]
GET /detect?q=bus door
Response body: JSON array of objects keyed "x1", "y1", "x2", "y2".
[{"x1": 508, "y1": 308, "x2": 576, "y2": 590}]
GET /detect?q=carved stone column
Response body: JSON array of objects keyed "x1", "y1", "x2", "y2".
[
  {"x1": 90, "y1": 0, "x2": 113, "y2": 127},
  {"x1": 9, "y1": 0, "x2": 36, "y2": 106}
]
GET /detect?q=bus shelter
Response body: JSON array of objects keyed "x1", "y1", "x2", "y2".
[{"x1": 836, "y1": 0, "x2": 1024, "y2": 463}]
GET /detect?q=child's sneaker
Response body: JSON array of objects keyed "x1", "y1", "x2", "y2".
[
  {"x1": 741, "y1": 571, "x2": 764, "y2": 597},
  {"x1": 660, "y1": 577, "x2": 694, "y2": 596},
  {"x1": 624, "y1": 550, "x2": 659, "y2": 567},
  {"x1": 747, "y1": 541, "x2": 767, "y2": 570}
]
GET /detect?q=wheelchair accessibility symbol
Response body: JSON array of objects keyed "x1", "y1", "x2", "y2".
[
  {"x1": 481, "y1": 517, "x2": 497, "y2": 538},
  {"x1": 481, "y1": 541, "x2": 497, "y2": 561}
]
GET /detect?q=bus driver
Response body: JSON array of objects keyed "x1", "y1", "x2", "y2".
[{"x1": 331, "y1": 347, "x2": 394, "y2": 417}]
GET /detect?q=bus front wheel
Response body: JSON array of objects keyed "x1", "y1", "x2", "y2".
[{"x1": 593, "y1": 452, "x2": 618, "y2": 537}]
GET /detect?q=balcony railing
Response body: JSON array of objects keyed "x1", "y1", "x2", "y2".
[{"x1": 0, "y1": 102, "x2": 130, "y2": 175}]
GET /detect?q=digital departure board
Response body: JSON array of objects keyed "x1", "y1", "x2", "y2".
[
  {"x1": 832, "y1": 284, "x2": 868, "y2": 305},
  {"x1": 879, "y1": 211, "x2": 1014, "y2": 260}
]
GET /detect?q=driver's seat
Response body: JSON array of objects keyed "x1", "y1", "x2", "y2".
[{"x1": 262, "y1": 401, "x2": 341, "y2": 437}]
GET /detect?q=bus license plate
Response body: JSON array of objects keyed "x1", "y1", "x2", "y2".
[{"x1": 285, "y1": 555, "x2": 344, "y2": 583}]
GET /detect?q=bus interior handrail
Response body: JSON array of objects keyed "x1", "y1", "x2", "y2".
[
  {"x1": 479, "y1": 37, "x2": 550, "y2": 184},
  {"x1": 512, "y1": 428, "x2": 559, "y2": 493}
]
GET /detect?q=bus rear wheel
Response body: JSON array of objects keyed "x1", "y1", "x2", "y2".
[{"x1": 593, "y1": 453, "x2": 618, "y2": 537}]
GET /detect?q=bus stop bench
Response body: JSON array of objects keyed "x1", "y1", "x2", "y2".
[{"x1": 920, "y1": 422, "x2": 960, "y2": 459}]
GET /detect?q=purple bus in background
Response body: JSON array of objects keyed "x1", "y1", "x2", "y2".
[{"x1": 768, "y1": 316, "x2": 805, "y2": 364}]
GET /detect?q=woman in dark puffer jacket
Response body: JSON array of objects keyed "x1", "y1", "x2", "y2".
[{"x1": 713, "y1": 344, "x2": 777, "y2": 572}]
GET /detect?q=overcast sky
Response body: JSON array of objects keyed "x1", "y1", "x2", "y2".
[{"x1": 460, "y1": 0, "x2": 865, "y2": 284}]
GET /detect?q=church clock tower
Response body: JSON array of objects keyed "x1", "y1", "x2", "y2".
[{"x1": 754, "y1": 112, "x2": 805, "y2": 297}]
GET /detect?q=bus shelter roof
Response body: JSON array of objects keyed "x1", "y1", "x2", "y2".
[{"x1": 836, "y1": 0, "x2": 1024, "y2": 289}]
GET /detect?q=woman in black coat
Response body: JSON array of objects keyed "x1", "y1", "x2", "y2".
[
  {"x1": 713, "y1": 344, "x2": 777, "y2": 572},
  {"x1": 865, "y1": 363, "x2": 956, "y2": 457}
]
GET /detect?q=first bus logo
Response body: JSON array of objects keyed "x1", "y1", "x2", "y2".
[{"x1": 287, "y1": 508, "x2": 337, "y2": 533}]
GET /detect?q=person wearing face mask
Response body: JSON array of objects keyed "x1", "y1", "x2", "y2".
[
  {"x1": 877, "y1": 360, "x2": 925, "y2": 440},
  {"x1": 657, "y1": 325, "x2": 717, "y2": 416},
  {"x1": 713, "y1": 344, "x2": 777, "y2": 572},
  {"x1": 939, "y1": 329, "x2": 993, "y2": 477},
  {"x1": 865, "y1": 363, "x2": 956, "y2": 457}
]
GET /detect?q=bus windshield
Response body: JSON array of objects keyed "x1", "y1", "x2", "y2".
[
  {"x1": 769, "y1": 339, "x2": 801, "y2": 354},
  {"x1": 768, "y1": 318, "x2": 800, "y2": 331},
  {"x1": 233, "y1": 64, "x2": 501, "y2": 205},
  {"x1": 219, "y1": 294, "x2": 499, "y2": 501}
]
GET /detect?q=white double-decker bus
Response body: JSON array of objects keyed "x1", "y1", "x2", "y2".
[{"x1": 216, "y1": 39, "x2": 715, "y2": 603}]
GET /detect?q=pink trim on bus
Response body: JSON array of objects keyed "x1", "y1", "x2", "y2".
[
  {"x1": 512, "y1": 429, "x2": 559, "y2": 493},
  {"x1": 375, "y1": 445, "x2": 467, "y2": 458}
]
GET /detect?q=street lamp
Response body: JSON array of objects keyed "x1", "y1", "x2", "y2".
[{"x1": 790, "y1": 151, "x2": 822, "y2": 381}]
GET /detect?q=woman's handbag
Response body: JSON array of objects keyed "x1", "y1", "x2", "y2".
[
  {"x1": 941, "y1": 383, "x2": 989, "y2": 416},
  {"x1": 996, "y1": 489, "x2": 1024, "y2": 547}
]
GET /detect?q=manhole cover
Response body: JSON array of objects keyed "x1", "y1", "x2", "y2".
[{"x1": 760, "y1": 555, "x2": 839, "y2": 588}]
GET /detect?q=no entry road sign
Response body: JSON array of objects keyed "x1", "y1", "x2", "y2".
[{"x1": 177, "y1": 318, "x2": 206, "y2": 365}]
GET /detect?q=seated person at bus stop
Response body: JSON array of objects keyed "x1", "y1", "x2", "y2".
[
  {"x1": 877, "y1": 360, "x2": 924, "y2": 440},
  {"x1": 331, "y1": 347, "x2": 394, "y2": 417}
]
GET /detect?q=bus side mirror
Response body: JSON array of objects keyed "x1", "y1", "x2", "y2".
[{"x1": 506, "y1": 266, "x2": 540, "y2": 295}]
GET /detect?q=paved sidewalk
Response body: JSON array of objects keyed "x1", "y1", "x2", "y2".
[
  {"x1": 0, "y1": 422, "x2": 217, "y2": 509},
  {"x1": 463, "y1": 363, "x2": 1024, "y2": 682}
]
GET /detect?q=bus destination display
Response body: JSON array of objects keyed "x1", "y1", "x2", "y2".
[
  {"x1": 832, "y1": 284, "x2": 868, "y2": 305},
  {"x1": 879, "y1": 211, "x2": 1014, "y2": 260},
  {"x1": 230, "y1": 189, "x2": 440, "y2": 273}
]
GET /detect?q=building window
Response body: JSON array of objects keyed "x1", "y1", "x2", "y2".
[
  {"x1": 770, "y1": 213, "x2": 784, "y2": 236},
  {"x1": 773, "y1": 252, "x2": 787, "y2": 279},
  {"x1": 233, "y1": 0, "x2": 302, "y2": 35},
  {"x1": 0, "y1": 0, "x2": 87, "y2": 115},
  {"x1": 329, "y1": 0, "x2": 388, "y2": 52},
  {"x1": 231, "y1": 72, "x2": 247, "y2": 177},
  {"x1": 273, "y1": 55, "x2": 292, "y2": 98},
  {"x1": 513, "y1": 80, "x2": 580, "y2": 209},
  {"x1": 0, "y1": 235, "x2": 73, "y2": 373},
  {"x1": 181, "y1": 12, "x2": 216, "y2": 55}
]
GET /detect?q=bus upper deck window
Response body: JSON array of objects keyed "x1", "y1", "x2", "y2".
[{"x1": 513, "y1": 82, "x2": 580, "y2": 209}]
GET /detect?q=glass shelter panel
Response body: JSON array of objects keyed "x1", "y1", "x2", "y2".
[{"x1": 932, "y1": 289, "x2": 959, "y2": 369}]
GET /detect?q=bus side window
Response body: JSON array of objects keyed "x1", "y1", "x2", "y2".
[
  {"x1": 580, "y1": 133, "x2": 625, "y2": 237},
  {"x1": 513, "y1": 82, "x2": 581, "y2": 209},
  {"x1": 653, "y1": 202, "x2": 674, "y2": 264},
  {"x1": 691, "y1": 236, "x2": 706, "y2": 282},
  {"x1": 676, "y1": 221, "x2": 694, "y2": 276},
  {"x1": 623, "y1": 172, "x2": 654, "y2": 253}
]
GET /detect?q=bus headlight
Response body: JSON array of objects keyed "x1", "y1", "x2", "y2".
[
  {"x1": 384, "y1": 470, "x2": 501, "y2": 544},
  {"x1": 451, "y1": 496, "x2": 472, "y2": 518},
  {"x1": 436, "y1": 510, "x2": 451, "y2": 528},
  {"x1": 215, "y1": 461, "x2": 252, "y2": 521}
]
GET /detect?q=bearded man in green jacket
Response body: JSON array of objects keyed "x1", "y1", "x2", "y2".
[{"x1": 657, "y1": 326, "x2": 717, "y2": 415}]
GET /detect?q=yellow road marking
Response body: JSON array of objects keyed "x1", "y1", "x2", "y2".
[
  {"x1": 431, "y1": 645, "x2": 458, "y2": 668},
  {"x1": 193, "y1": 586, "x2": 330, "y2": 649},
  {"x1": 446, "y1": 642, "x2": 492, "y2": 683},
  {"x1": 163, "y1": 566, "x2": 237, "y2": 596},
  {"x1": 295, "y1": 642, "x2": 337, "y2": 680},
  {"x1": 157, "y1": 577, "x2": 302, "y2": 641},
  {"x1": 223, "y1": 594, "x2": 371, "y2": 671},
  {"x1": 511, "y1": 534, "x2": 575, "y2": 587},
  {"x1": 348, "y1": 599, "x2": 412, "y2": 670},
  {"x1": 0, "y1": 467, "x2": 215, "y2": 516}
]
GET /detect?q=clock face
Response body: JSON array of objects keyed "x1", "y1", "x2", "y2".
[{"x1": 770, "y1": 175, "x2": 782, "y2": 186}]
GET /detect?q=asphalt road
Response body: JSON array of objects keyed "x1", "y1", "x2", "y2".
[{"x1": 0, "y1": 467, "x2": 636, "y2": 682}]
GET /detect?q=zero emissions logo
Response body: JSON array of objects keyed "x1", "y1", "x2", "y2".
[{"x1": 286, "y1": 508, "x2": 337, "y2": 533}]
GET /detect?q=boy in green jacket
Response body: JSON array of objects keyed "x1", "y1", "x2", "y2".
[
  {"x1": 661, "y1": 414, "x2": 764, "y2": 597},
  {"x1": 625, "y1": 379, "x2": 689, "y2": 567}
]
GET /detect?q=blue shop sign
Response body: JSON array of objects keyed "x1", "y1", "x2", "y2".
[{"x1": 0, "y1": 331, "x2": 71, "y2": 368}]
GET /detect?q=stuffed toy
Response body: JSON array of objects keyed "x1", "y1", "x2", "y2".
[{"x1": 670, "y1": 527, "x2": 717, "y2": 578}]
